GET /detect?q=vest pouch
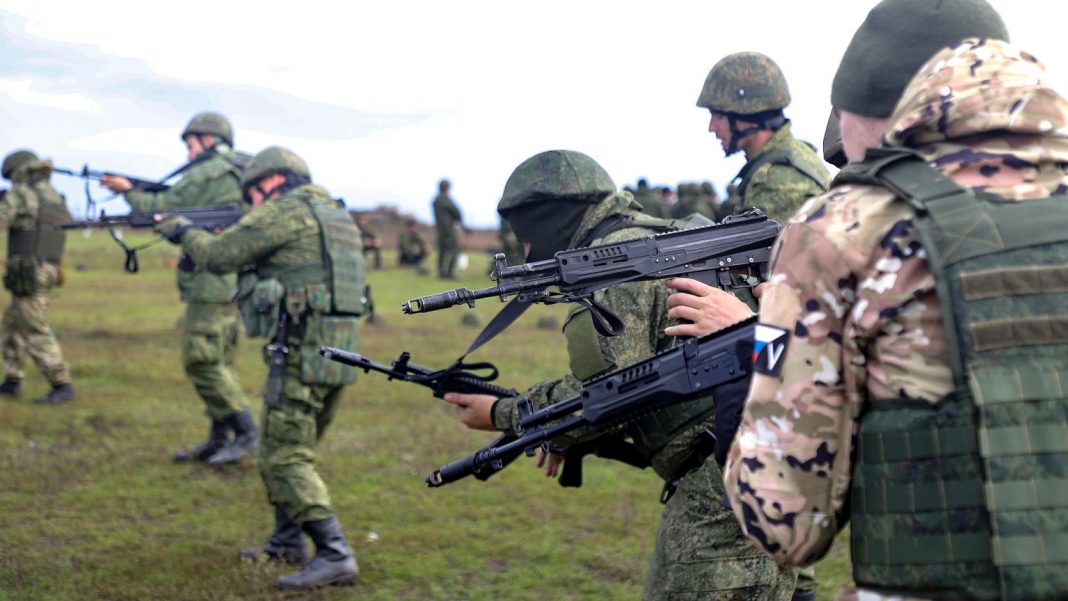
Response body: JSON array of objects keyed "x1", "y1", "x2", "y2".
[
  {"x1": 300, "y1": 314, "x2": 359, "y2": 385},
  {"x1": 238, "y1": 277, "x2": 284, "y2": 338},
  {"x1": 4, "y1": 257, "x2": 38, "y2": 296}
]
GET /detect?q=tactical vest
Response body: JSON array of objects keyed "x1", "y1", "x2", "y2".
[
  {"x1": 7, "y1": 183, "x2": 70, "y2": 263},
  {"x1": 563, "y1": 211, "x2": 720, "y2": 466},
  {"x1": 734, "y1": 146, "x2": 828, "y2": 203},
  {"x1": 251, "y1": 191, "x2": 367, "y2": 386},
  {"x1": 836, "y1": 148, "x2": 1068, "y2": 600}
]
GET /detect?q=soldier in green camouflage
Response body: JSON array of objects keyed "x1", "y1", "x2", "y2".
[
  {"x1": 431, "y1": 179, "x2": 463, "y2": 279},
  {"x1": 156, "y1": 146, "x2": 364, "y2": 590},
  {"x1": 354, "y1": 214, "x2": 382, "y2": 270},
  {"x1": 101, "y1": 112, "x2": 255, "y2": 465},
  {"x1": 0, "y1": 150, "x2": 74, "y2": 405},
  {"x1": 442, "y1": 150, "x2": 797, "y2": 600},
  {"x1": 697, "y1": 52, "x2": 830, "y2": 224},
  {"x1": 634, "y1": 178, "x2": 671, "y2": 219},
  {"x1": 398, "y1": 218, "x2": 430, "y2": 272}
]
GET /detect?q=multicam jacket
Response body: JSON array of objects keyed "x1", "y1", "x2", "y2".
[{"x1": 723, "y1": 39, "x2": 1068, "y2": 599}]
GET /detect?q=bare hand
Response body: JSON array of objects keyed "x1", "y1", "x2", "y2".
[
  {"x1": 664, "y1": 277, "x2": 754, "y2": 338},
  {"x1": 100, "y1": 175, "x2": 133, "y2": 194},
  {"x1": 536, "y1": 448, "x2": 565, "y2": 478},
  {"x1": 442, "y1": 392, "x2": 498, "y2": 431}
]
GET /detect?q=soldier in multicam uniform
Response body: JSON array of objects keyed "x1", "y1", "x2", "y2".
[
  {"x1": 431, "y1": 178, "x2": 463, "y2": 279},
  {"x1": 156, "y1": 146, "x2": 364, "y2": 589},
  {"x1": 671, "y1": 1, "x2": 1068, "y2": 599},
  {"x1": 0, "y1": 150, "x2": 74, "y2": 405},
  {"x1": 101, "y1": 112, "x2": 257, "y2": 465},
  {"x1": 697, "y1": 52, "x2": 830, "y2": 225},
  {"x1": 442, "y1": 149, "x2": 797, "y2": 600}
]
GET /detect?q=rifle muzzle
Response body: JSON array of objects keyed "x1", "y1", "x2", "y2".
[
  {"x1": 426, "y1": 451, "x2": 481, "y2": 487},
  {"x1": 402, "y1": 287, "x2": 479, "y2": 314}
]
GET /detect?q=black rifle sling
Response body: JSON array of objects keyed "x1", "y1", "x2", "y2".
[{"x1": 459, "y1": 215, "x2": 626, "y2": 359}]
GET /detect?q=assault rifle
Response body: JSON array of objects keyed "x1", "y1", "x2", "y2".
[
  {"x1": 319, "y1": 346, "x2": 523, "y2": 482},
  {"x1": 54, "y1": 165, "x2": 172, "y2": 193},
  {"x1": 425, "y1": 316, "x2": 757, "y2": 487},
  {"x1": 402, "y1": 210, "x2": 779, "y2": 336},
  {"x1": 59, "y1": 204, "x2": 245, "y2": 273},
  {"x1": 318, "y1": 347, "x2": 519, "y2": 399}
]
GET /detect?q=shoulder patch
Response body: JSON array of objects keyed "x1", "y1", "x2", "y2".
[{"x1": 752, "y1": 323, "x2": 790, "y2": 376}]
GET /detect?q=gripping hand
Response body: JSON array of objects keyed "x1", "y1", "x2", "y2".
[{"x1": 153, "y1": 215, "x2": 194, "y2": 243}]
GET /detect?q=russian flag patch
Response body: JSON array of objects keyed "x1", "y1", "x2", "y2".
[{"x1": 752, "y1": 324, "x2": 790, "y2": 377}]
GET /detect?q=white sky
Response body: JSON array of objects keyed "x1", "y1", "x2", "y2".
[{"x1": 1, "y1": 0, "x2": 1064, "y2": 225}]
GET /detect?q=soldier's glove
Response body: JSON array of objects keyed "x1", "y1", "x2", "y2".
[{"x1": 154, "y1": 215, "x2": 194, "y2": 243}]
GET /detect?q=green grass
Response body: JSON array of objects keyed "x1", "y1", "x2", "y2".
[{"x1": 0, "y1": 232, "x2": 852, "y2": 600}]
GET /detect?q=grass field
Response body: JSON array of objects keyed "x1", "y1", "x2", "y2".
[{"x1": 0, "y1": 231, "x2": 852, "y2": 600}]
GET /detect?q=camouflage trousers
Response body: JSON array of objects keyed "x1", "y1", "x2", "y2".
[
  {"x1": 437, "y1": 239, "x2": 458, "y2": 278},
  {"x1": 1, "y1": 263, "x2": 70, "y2": 385},
  {"x1": 644, "y1": 456, "x2": 797, "y2": 600},
  {"x1": 181, "y1": 302, "x2": 249, "y2": 421},
  {"x1": 259, "y1": 374, "x2": 345, "y2": 524}
]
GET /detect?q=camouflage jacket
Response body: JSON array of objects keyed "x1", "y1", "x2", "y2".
[
  {"x1": 398, "y1": 229, "x2": 427, "y2": 258},
  {"x1": 432, "y1": 193, "x2": 462, "y2": 243},
  {"x1": 180, "y1": 184, "x2": 334, "y2": 278},
  {"x1": 716, "y1": 123, "x2": 830, "y2": 224},
  {"x1": 723, "y1": 39, "x2": 1068, "y2": 591},
  {"x1": 491, "y1": 192, "x2": 717, "y2": 480},
  {"x1": 125, "y1": 148, "x2": 245, "y2": 303}
]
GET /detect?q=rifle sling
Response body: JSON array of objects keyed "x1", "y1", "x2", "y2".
[{"x1": 460, "y1": 215, "x2": 626, "y2": 360}]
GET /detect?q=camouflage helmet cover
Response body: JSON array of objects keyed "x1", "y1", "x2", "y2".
[
  {"x1": 241, "y1": 146, "x2": 311, "y2": 190},
  {"x1": 182, "y1": 111, "x2": 234, "y2": 147},
  {"x1": 697, "y1": 52, "x2": 791, "y2": 114},
  {"x1": 497, "y1": 150, "x2": 615, "y2": 215},
  {"x1": 2, "y1": 149, "x2": 39, "y2": 179}
]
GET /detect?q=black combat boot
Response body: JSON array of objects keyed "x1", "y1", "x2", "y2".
[
  {"x1": 207, "y1": 410, "x2": 259, "y2": 465},
  {"x1": 174, "y1": 420, "x2": 230, "y2": 463},
  {"x1": 0, "y1": 378, "x2": 20, "y2": 396},
  {"x1": 239, "y1": 505, "x2": 307, "y2": 565},
  {"x1": 277, "y1": 516, "x2": 358, "y2": 589},
  {"x1": 34, "y1": 382, "x2": 74, "y2": 405},
  {"x1": 791, "y1": 590, "x2": 818, "y2": 601}
]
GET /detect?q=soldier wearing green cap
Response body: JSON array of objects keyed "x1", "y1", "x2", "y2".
[
  {"x1": 155, "y1": 145, "x2": 365, "y2": 590},
  {"x1": 101, "y1": 111, "x2": 256, "y2": 465},
  {"x1": 697, "y1": 52, "x2": 830, "y2": 224},
  {"x1": 442, "y1": 149, "x2": 797, "y2": 600},
  {"x1": 0, "y1": 150, "x2": 74, "y2": 405}
]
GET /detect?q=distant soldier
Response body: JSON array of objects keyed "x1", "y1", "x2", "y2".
[
  {"x1": 672, "y1": 182, "x2": 713, "y2": 219},
  {"x1": 354, "y1": 214, "x2": 382, "y2": 270},
  {"x1": 633, "y1": 178, "x2": 670, "y2": 219},
  {"x1": 102, "y1": 112, "x2": 255, "y2": 465},
  {"x1": 431, "y1": 179, "x2": 463, "y2": 279},
  {"x1": 156, "y1": 146, "x2": 364, "y2": 589},
  {"x1": 697, "y1": 53, "x2": 829, "y2": 224},
  {"x1": 497, "y1": 216, "x2": 525, "y2": 265},
  {"x1": 0, "y1": 150, "x2": 74, "y2": 404},
  {"x1": 397, "y1": 218, "x2": 430, "y2": 272}
]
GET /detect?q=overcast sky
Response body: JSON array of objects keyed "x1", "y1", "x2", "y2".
[{"x1": 1, "y1": 1, "x2": 1063, "y2": 225}]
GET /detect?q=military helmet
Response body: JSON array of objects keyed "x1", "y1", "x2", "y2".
[
  {"x1": 2, "y1": 149, "x2": 39, "y2": 179},
  {"x1": 832, "y1": 0, "x2": 1008, "y2": 117},
  {"x1": 696, "y1": 52, "x2": 791, "y2": 115},
  {"x1": 181, "y1": 112, "x2": 234, "y2": 147},
  {"x1": 241, "y1": 146, "x2": 311, "y2": 190},
  {"x1": 497, "y1": 150, "x2": 615, "y2": 215}
]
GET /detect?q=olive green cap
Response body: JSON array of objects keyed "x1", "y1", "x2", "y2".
[
  {"x1": 822, "y1": 110, "x2": 847, "y2": 168},
  {"x1": 2, "y1": 149, "x2": 39, "y2": 179},
  {"x1": 696, "y1": 52, "x2": 791, "y2": 114},
  {"x1": 182, "y1": 111, "x2": 234, "y2": 147},
  {"x1": 241, "y1": 146, "x2": 311, "y2": 190},
  {"x1": 831, "y1": 0, "x2": 1008, "y2": 117},
  {"x1": 497, "y1": 150, "x2": 615, "y2": 215}
]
